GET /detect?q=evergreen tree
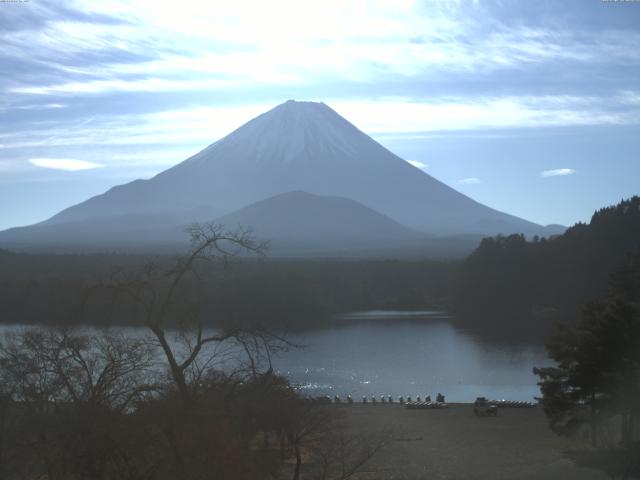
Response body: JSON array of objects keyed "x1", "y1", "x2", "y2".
[
  {"x1": 534, "y1": 250, "x2": 640, "y2": 478},
  {"x1": 534, "y1": 300, "x2": 640, "y2": 446}
]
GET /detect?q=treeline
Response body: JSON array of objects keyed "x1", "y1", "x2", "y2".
[
  {"x1": 454, "y1": 196, "x2": 640, "y2": 338},
  {"x1": 0, "y1": 250, "x2": 458, "y2": 329}
]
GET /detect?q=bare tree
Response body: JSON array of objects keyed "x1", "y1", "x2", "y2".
[
  {"x1": 1, "y1": 328, "x2": 156, "y2": 409},
  {"x1": 85, "y1": 223, "x2": 279, "y2": 404},
  {"x1": 0, "y1": 327, "x2": 158, "y2": 480},
  {"x1": 312, "y1": 428, "x2": 386, "y2": 480},
  {"x1": 281, "y1": 402, "x2": 387, "y2": 480},
  {"x1": 287, "y1": 402, "x2": 334, "y2": 480}
]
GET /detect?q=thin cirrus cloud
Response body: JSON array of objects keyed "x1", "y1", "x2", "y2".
[
  {"x1": 28, "y1": 158, "x2": 104, "y2": 171},
  {"x1": 540, "y1": 168, "x2": 576, "y2": 178},
  {"x1": 332, "y1": 95, "x2": 640, "y2": 134},
  {"x1": 3, "y1": 1, "x2": 640, "y2": 104},
  {"x1": 5, "y1": 1, "x2": 640, "y2": 98},
  {"x1": 0, "y1": 2, "x2": 639, "y2": 150},
  {"x1": 458, "y1": 177, "x2": 482, "y2": 185},
  {"x1": 406, "y1": 160, "x2": 429, "y2": 170},
  {"x1": 3, "y1": 94, "x2": 637, "y2": 160}
]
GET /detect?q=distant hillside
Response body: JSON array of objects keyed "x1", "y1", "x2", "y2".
[
  {"x1": 454, "y1": 196, "x2": 640, "y2": 338},
  {"x1": 0, "y1": 191, "x2": 428, "y2": 255},
  {"x1": 216, "y1": 190, "x2": 422, "y2": 247},
  {"x1": 0, "y1": 190, "x2": 484, "y2": 258},
  {"x1": 0, "y1": 208, "x2": 218, "y2": 250}
]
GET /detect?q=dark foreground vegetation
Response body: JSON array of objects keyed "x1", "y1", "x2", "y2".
[
  {"x1": 0, "y1": 225, "x2": 387, "y2": 480},
  {"x1": 0, "y1": 327, "x2": 387, "y2": 480},
  {"x1": 454, "y1": 196, "x2": 640, "y2": 338}
]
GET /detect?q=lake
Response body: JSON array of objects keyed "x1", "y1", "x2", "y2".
[
  {"x1": 271, "y1": 311, "x2": 550, "y2": 402},
  {"x1": 0, "y1": 311, "x2": 551, "y2": 403}
]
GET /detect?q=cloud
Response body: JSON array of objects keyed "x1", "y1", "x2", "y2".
[
  {"x1": 458, "y1": 177, "x2": 482, "y2": 185},
  {"x1": 15, "y1": 103, "x2": 66, "y2": 110},
  {"x1": 28, "y1": 158, "x2": 104, "y2": 171},
  {"x1": 1, "y1": 1, "x2": 639, "y2": 176},
  {"x1": 331, "y1": 94, "x2": 640, "y2": 134},
  {"x1": 540, "y1": 168, "x2": 575, "y2": 177},
  {"x1": 0, "y1": 103, "x2": 274, "y2": 154},
  {"x1": 4, "y1": 1, "x2": 640, "y2": 101},
  {"x1": 4, "y1": 93, "x2": 638, "y2": 162},
  {"x1": 10, "y1": 27, "x2": 640, "y2": 97},
  {"x1": 406, "y1": 160, "x2": 428, "y2": 169}
]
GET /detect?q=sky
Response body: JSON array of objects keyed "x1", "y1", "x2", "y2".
[{"x1": 1, "y1": 0, "x2": 639, "y2": 230}]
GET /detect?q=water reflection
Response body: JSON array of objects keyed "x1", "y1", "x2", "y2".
[
  {"x1": 0, "y1": 311, "x2": 551, "y2": 402},
  {"x1": 272, "y1": 311, "x2": 550, "y2": 402}
]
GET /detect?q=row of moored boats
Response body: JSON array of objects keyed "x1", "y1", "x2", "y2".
[
  {"x1": 489, "y1": 400, "x2": 536, "y2": 408},
  {"x1": 405, "y1": 401, "x2": 448, "y2": 410},
  {"x1": 309, "y1": 395, "x2": 445, "y2": 405},
  {"x1": 307, "y1": 395, "x2": 535, "y2": 408}
]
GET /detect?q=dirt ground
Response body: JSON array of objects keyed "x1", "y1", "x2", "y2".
[{"x1": 339, "y1": 403, "x2": 607, "y2": 480}]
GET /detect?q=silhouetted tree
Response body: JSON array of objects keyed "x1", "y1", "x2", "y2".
[
  {"x1": 0, "y1": 327, "x2": 157, "y2": 480},
  {"x1": 534, "y1": 252, "x2": 640, "y2": 479},
  {"x1": 86, "y1": 222, "x2": 278, "y2": 404},
  {"x1": 534, "y1": 301, "x2": 639, "y2": 444}
]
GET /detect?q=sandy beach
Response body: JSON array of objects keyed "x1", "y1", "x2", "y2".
[{"x1": 340, "y1": 403, "x2": 607, "y2": 480}]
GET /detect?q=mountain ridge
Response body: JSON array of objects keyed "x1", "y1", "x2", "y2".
[{"x1": 41, "y1": 100, "x2": 545, "y2": 235}]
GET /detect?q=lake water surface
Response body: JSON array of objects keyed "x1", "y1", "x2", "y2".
[
  {"x1": 272, "y1": 311, "x2": 550, "y2": 402},
  {"x1": 1, "y1": 311, "x2": 551, "y2": 403}
]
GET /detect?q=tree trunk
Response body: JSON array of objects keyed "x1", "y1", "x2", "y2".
[
  {"x1": 621, "y1": 411, "x2": 631, "y2": 447},
  {"x1": 279, "y1": 430, "x2": 286, "y2": 461},
  {"x1": 150, "y1": 326, "x2": 191, "y2": 404},
  {"x1": 293, "y1": 442, "x2": 302, "y2": 480},
  {"x1": 590, "y1": 396, "x2": 598, "y2": 447},
  {"x1": 163, "y1": 417, "x2": 187, "y2": 472}
]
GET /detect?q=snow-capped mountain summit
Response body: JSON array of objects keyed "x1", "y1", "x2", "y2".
[
  {"x1": 182, "y1": 100, "x2": 367, "y2": 168},
  {"x1": 38, "y1": 100, "x2": 543, "y2": 236}
]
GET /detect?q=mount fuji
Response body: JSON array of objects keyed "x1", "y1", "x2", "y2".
[{"x1": 0, "y1": 100, "x2": 561, "y2": 255}]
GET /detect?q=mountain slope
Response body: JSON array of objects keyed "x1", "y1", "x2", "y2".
[
  {"x1": 0, "y1": 206, "x2": 221, "y2": 247},
  {"x1": 37, "y1": 100, "x2": 546, "y2": 237},
  {"x1": 0, "y1": 192, "x2": 430, "y2": 254},
  {"x1": 216, "y1": 191, "x2": 422, "y2": 246}
]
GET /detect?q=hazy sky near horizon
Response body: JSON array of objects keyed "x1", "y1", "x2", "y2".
[{"x1": 1, "y1": 0, "x2": 639, "y2": 230}]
